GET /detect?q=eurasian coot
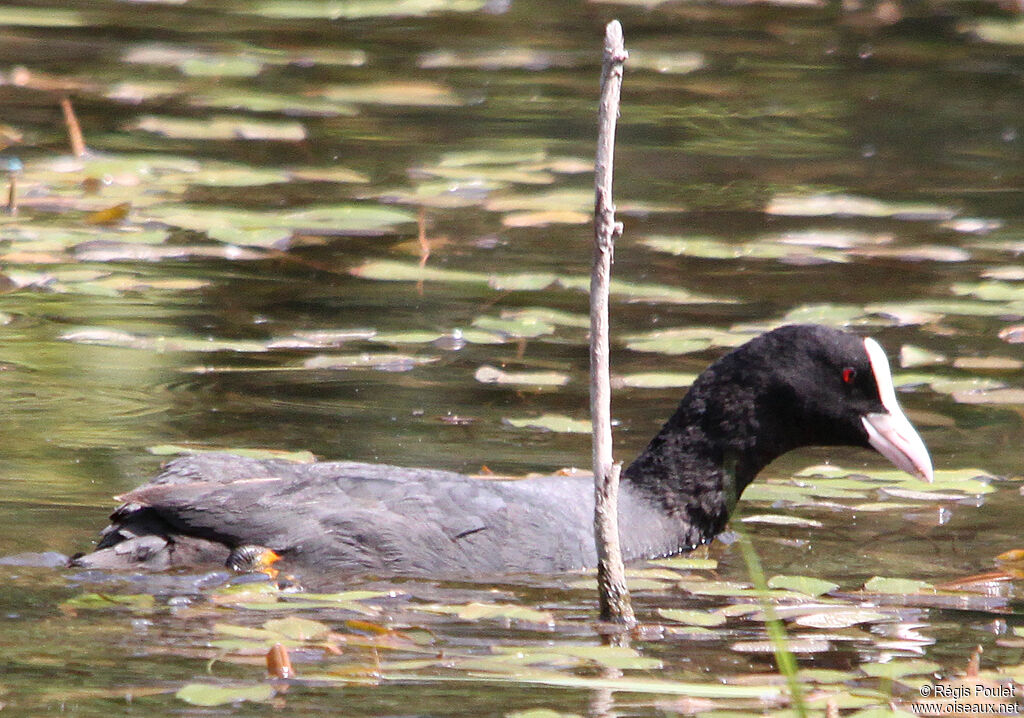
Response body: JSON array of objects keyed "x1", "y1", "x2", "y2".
[{"x1": 71, "y1": 324, "x2": 932, "y2": 575}]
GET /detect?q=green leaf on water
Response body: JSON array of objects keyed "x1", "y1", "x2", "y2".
[
  {"x1": 502, "y1": 210, "x2": 590, "y2": 227},
  {"x1": 131, "y1": 115, "x2": 307, "y2": 141},
  {"x1": 145, "y1": 204, "x2": 414, "y2": 247},
  {"x1": 740, "y1": 514, "x2": 823, "y2": 528},
  {"x1": 623, "y1": 327, "x2": 745, "y2": 355},
  {"x1": 191, "y1": 90, "x2": 359, "y2": 117},
  {"x1": 368, "y1": 330, "x2": 446, "y2": 344},
  {"x1": 646, "y1": 557, "x2": 718, "y2": 570},
  {"x1": 552, "y1": 644, "x2": 662, "y2": 670},
  {"x1": 867, "y1": 299, "x2": 1019, "y2": 318},
  {"x1": 321, "y1": 81, "x2": 462, "y2": 106},
  {"x1": 765, "y1": 193, "x2": 957, "y2": 220},
  {"x1": 474, "y1": 365, "x2": 570, "y2": 387},
  {"x1": 600, "y1": 277, "x2": 731, "y2": 304},
  {"x1": 213, "y1": 623, "x2": 278, "y2": 640},
  {"x1": 60, "y1": 593, "x2": 156, "y2": 612},
  {"x1": 900, "y1": 345, "x2": 947, "y2": 368},
  {"x1": 348, "y1": 261, "x2": 732, "y2": 304},
  {"x1": 628, "y1": 50, "x2": 705, "y2": 74},
  {"x1": 147, "y1": 445, "x2": 317, "y2": 462},
  {"x1": 263, "y1": 616, "x2": 331, "y2": 641},
  {"x1": 656, "y1": 608, "x2": 727, "y2": 627},
  {"x1": 303, "y1": 353, "x2": 438, "y2": 371},
  {"x1": 966, "y1": 18, "x2": 1024, "y2": 45},
  {"x1": 180, "y1": 56, "x2": 263, "y2": 77},
  {"x1": 863, "y1": 576, "x2": 934, "y2": 594},
  {"x1": 951, "y1": 281, "x2": 1024, "y2": 302},
  {"x1": 472, "y1": 315, "x2": 556, "y2": 339},
  {"x1": 860, "y1": 659, "x2": 942, "y2": 679},
  {"x1": 0, "y1": 6, "x2": 86, "y2": 26},
  {"x1": 793, "y1": 608, "x2": 892, "y2": 628},
  {"x1": 766, "y1": 575, "x2": 839, "y2": 596},
  {"x1": 497, "y1": 308, "x2": 589, "y2": 328},
  {"x1": 613, "y1": 372, "x2": 697, "y2": 389},
  {"x1": 486, "y1": 273, "x2": 559, "y2": 291},
  {"x1": 175, "y1": 682, "x2": 275, "y2": 707},
  {"x1": 504, "y1": 414, "x2": 590, "y2": 434},
  {"x1": 419, "y1": 602, "x2": 554, "y2": 624},
  {"x1": 60, "y1": 327, "x2": 272, "y2": 353}
]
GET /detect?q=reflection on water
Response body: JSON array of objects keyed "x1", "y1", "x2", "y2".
[{"x1": 0, "y1": 0, "x2": 1023, "y2": 714}]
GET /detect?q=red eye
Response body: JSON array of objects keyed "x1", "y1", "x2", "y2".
[{"x1": 842, "y1": 367, "x2": 856, "y2": 385}]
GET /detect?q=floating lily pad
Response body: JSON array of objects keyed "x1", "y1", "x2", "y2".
[
  {"x1": 504, "y1": 414, "x2": 590, "y2": 434},
  {"x1": 131, "y1": 115, "x2": 307, "y2": 141},
  {"x1": 952, "y1": 388, "x2": 1024, "y2": 405},
  {"x1": 321, "y1": 81, "x2": 462, "y2": 106},
  {"x1": 952, "y1": 356, "x2": 1023, "y2": 370},
  {"x1": 419, "y1": 48, "x2": 566, "y2": 71},
  {"x1": 500, "y1": 308, "x2": 589, "y2": 328},
  {"x1": 176, "y1": 683, "x2": 275, "y2": 707},
  {"x1": 628, "y1": 50, "x2": 705, "y2": 74},
  {"x1": 900, "y1": 345, "x2": 947, "y2": 368},
  {"x1": 472, "y1": 315, "x2": 556, "y2": 339},
  {"x1": 191, "y1": 90, "x2": 358, "y2": 117},
  {"x1": 0, "y1": 6, "x2": 86, "y2": 26},
  {"x1": 860, "y1": 659, "x2": 942, "y2": 679},
  {"x1": 641, "y1": 235, "x2": 845, "y2": 263},
  {"x1": 349, "y1": 260, "x2": 729, "y2": 304},
  {"x1": 646, "y1": 557, "x2": 718, "y2": 570},
  {"x1": 61, "y1": 328, "x2": 272, "y2": 353},
  {"x1": 612, "y1": 372, "x2": 697, "y2": 389},
  {"x1": 147, "y1": 445, "x2": 317, "y2": 462},
  {"x1": 732, "y1": 638, "x2": 831, "y2": 654},
  {"x1": 145, "y1": 204, "x2": 414, "y2": 247},
  {"x1": 863, "y1": 576, "x2": 934, "y2": 594},
  {"x1": 502, "y1": 210, "x2": 590, "y2": 227},
  {"x1": 262, "y1": 616, "x2": 331, "y2": 641},
  {"x1": 656, "y1": 608, "x2": 727, "y2": 627},
  {"x1": 793, "y1": 608, "x2": 890, "y2": 628},
  {"x1": 60, "y1": 593, "x2": 156, "y2": 612},
  {"x1": 850, "y1": 245, "x2": 970, "y2": 262},
  {"x1": 741, "y1": 515, "x2": 824, "y2": 528},
  {"x1": 369, "y1": 330, "x2": 446, "y2": 344},
  {"x1": 952, "y1": 281, "x2": 1024, "y2": 302},
  {"x1": 966, "y1": 18, "x2": 1024, "y2": 45},
  {"x1": 304, "y1": 353, "x2": 437, "y2": 371},
  {"x1": 765, "y1": 193, "x2": 957, "y2": 220},
  {"x1": 418, "y1": 602, "x2": 553, "y2": 624},
  {"x1": 623, "y1": 327, "x2": 745, "y2": 355},
  {"x1": 766, "y1": 575, "x2": 838, "y2": 596},
  {"x1": 474, "y1": 365, "x2": 570, "y2": 387}
]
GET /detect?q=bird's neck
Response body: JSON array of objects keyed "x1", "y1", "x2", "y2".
[{"x1": 621, "y1": 386, "x2": 789, "y2": 549}]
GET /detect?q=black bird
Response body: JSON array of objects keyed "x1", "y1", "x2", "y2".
[{"x1": 71, "y1": 324, "x2": 932, "y2": 576}]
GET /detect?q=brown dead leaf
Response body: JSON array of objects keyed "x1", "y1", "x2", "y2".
[{"x1": 85, "y1": 202, "x2": 130, "y2": 225}]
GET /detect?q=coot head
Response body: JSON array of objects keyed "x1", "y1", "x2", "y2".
[
  {"x1": 718, "y1": 324, "x2": 932, "y2": 482},
  {"x1": 625, "y1": 324, "x2": 933, "y2": 527}
]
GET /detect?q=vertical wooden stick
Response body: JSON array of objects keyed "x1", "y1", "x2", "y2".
[
  {"x1": 591, "y1": 19, "x2": 634, "y2": 627},
  {"x1": 6, "y1": 173, "x2": 17, "y2": 215},
  {"x1": 60, "y1": 96, "x2": 86, "y2": 158}
]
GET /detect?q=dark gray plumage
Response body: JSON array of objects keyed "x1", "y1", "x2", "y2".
[{"x1": 71, "y1": 324, "x2": 933, "y2": 576}]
